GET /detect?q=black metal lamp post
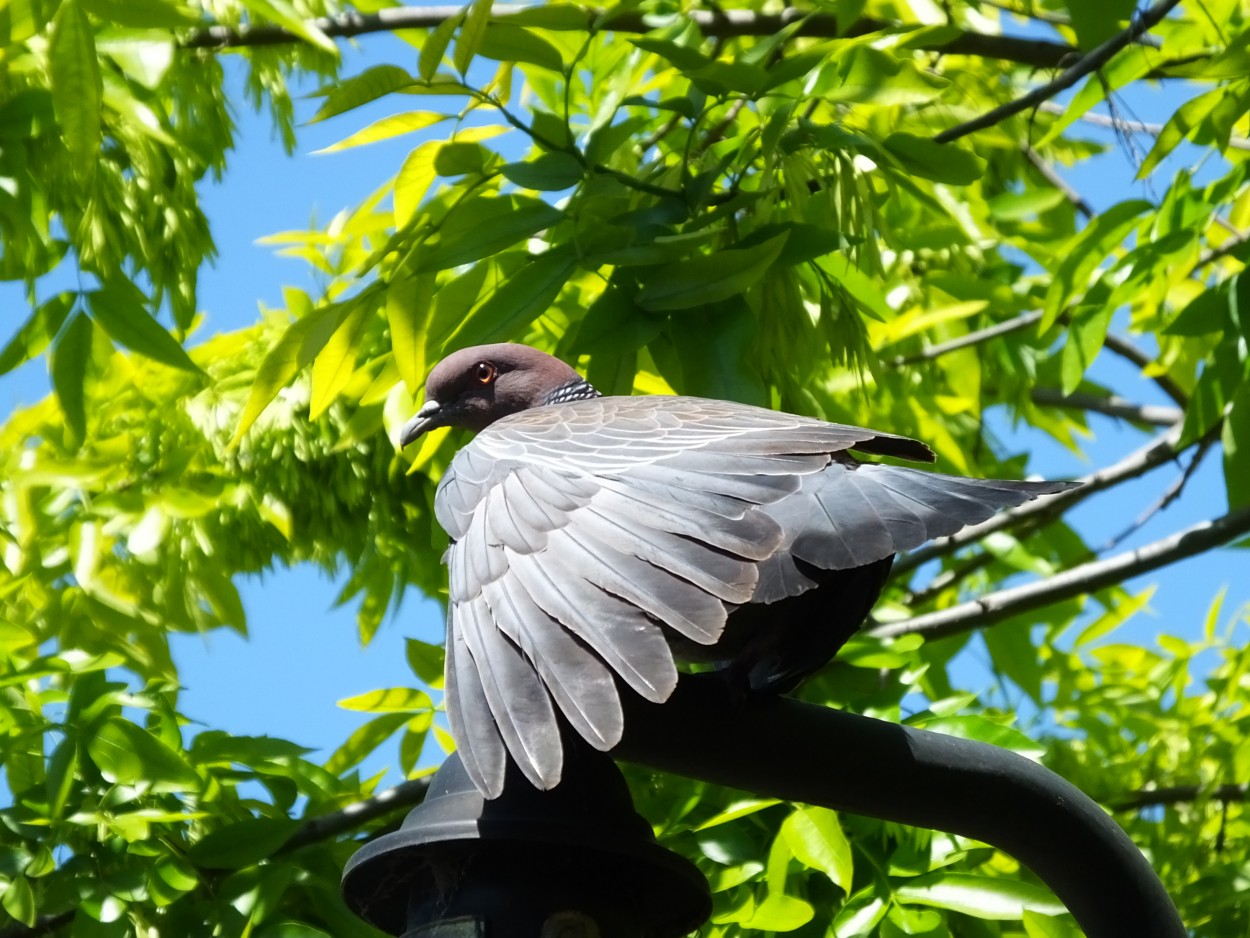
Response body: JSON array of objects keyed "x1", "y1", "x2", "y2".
[
  {"x1": 344, "y1": 674, "x2": 1187, "y2": 937},
  {"x1": 341, "y1": 739, "x2": 710, "y2": 937}
]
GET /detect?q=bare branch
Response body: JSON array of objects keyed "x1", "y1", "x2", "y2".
[
  {"x1": 279, "y1": 776, "x2": 431, "y2": 855},
  {"x1": 933, "y1": 0, "x2": 1184, "y2": 144},
  {"x1": 885, "y1": 310, "x2": 1044, "y2": 367},
  {"x1": 1101, "y1": 332, "x2": 1189, "y2": 407},
  {"x1": 1037, "y1": 100, "x2": 1250, "y2": 151},
  {"x1": 1029, "y1": 387, "x2": 1183, "y2": 427},
  {"x1": 181, "y1": 5, "x2": 1078, "y2": 70},
  {"x1": 1022, "y1": 145, "x2": 1095, "y2": 220},
  {"x1": 1197, "y1": 229, "x2": 1250, "y2": 269},
  {"x1": 874, "y1": 505, "x2": 1250, "y2": 642},
  {"x1": 893, "y1": 426, "x2": 1183, "y2": 577},
  {"x1": 1100, "y1": 435, "x2": 1215, "y2": 551},
  {"x1": 1112, "y1": 782, "x2": 1250, "y2": 811}
]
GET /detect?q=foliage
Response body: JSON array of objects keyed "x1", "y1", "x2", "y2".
[{"x1": 2, "y1": 0, "x2": 1250, "y2": 935}]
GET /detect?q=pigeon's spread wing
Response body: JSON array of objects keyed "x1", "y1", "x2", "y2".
[{"x1": 436, "y1": 397, "x2": 1073, "y2": 797}]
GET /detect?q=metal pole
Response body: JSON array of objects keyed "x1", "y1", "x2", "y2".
[{"x1": 613, "y1": 675, "x2": 1187, "y2": 938}]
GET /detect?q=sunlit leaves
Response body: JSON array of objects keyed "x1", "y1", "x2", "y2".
[
  {"x1": 87, "y1": 718, "x2": 200, "y2": 793},
  {"x1": 636, "y1": 232, "x2": 788, "y2": 311},
  {"x1": 88, "y1": 280, "x2": 201, "y2": 373},
  {"x1": 49, "y1": 0, "x2": 103, "y2": 167}
]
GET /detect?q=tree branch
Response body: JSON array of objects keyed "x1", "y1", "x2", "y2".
[
  {"x1": 1101, "y1": 332, "x2": 1190, "y2": 407},
  {"x1": 933, "y1": 0, "x2": 1184, "y2": 144},
  {"x1": 1037, "y1": 100, "x2": 1250, "y2": 151},
  {"x1": 893, "y1": 425, "x2": 1183, "y2": 577},
  {"x1": 885, "y1": 310, "x2": 1044, "y2": 367},
  {"x1": 874, "y1": 505, "x2": 1250, "y2": 642},
  {"x1": 1112, "y1": 782, "x2": 1250, "y2": 811},
  {"x1": 1022, "y1": 145, "x2": 1095, "y2": 220},
  {"x1": 279, "y1": 776, "x2": 431, "y2": 855},
  {"x1": 1029, "y1": 387, "x2": 1183, "y2": 427},
  {"x1": 180, "y1": 5, "x2": 1078, "y2": 70}
]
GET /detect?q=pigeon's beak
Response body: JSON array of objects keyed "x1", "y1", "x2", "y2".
[{"x1": 400, "y1": 399, "x2": 444, "y2": 447}]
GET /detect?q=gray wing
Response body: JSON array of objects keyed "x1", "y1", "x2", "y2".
[{"x1": 437, "y1": 397, "x2": 1075, "y2": 797}]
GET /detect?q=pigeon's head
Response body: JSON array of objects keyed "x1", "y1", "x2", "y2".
[{"x1": 400, "y1": 343, "x2": 589, "y2": 445}]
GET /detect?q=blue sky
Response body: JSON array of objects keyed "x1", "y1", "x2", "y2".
[{"x1": 2, "y1": 22, "x2": 1245, "y2": 785}]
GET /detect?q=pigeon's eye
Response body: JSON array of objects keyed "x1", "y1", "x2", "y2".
[{"x1": 474, "y1": 362, "x2": 497, "y2": 385}]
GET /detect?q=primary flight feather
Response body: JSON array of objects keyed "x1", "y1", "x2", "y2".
[{"x1": 402, "y1": 343, "x2": 1077, "y2": 798}]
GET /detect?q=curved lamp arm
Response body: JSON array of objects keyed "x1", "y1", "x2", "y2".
[{"x1": 613, "y1": 676, "x2": 1186, "y2": 938}]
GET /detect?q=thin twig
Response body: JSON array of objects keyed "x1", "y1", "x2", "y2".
[
  {"x1": 279, "y1": 776, "x2": 431, "y2": 855},
  {"x1": 1022, "y1": 145, "x2": 1095, "y2": 219},
  {"x1": 1100, "y1": 435, "x2": 1216, "y2": 551},
  {"x1": 1197, "y1": 229, "x2": 1250, "y2": 269},
  {"x1": 1037, "y1": 100, "x2": 1250, "y2": 151},
  {"x1": 1029, "y1": 387, "x2": 1183, "y2": 427},
  {"x1": 885, "y1": 310, "x2": 1045, "y2": 367},
  {"x1": 933, "y1": 0, "x2": 1183, "y2": 144},
  {"x1": 893, "y1": 425, "x2": 1183, "y2": 576},
  {"x1": 181, "y1": 5, "x2": 1078, "y2": 70},
  {"x1": 874, "y1": 505, "x2": 1250, "y2": 641},
  {"x1": 1112, "y1": 781, "x2": 1250, "y2": 811},
  {"x1": 1101, "y1": 332, "x2": 1189, "y2": 407}
]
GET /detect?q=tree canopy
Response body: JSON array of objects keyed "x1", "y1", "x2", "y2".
[{"x1": 2, "y1": 0, "x2": 1250, "y2": 935}]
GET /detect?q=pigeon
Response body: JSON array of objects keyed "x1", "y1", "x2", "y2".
[{"x1": 401, "y1": 343, "x2": 1077, "y2": 798}]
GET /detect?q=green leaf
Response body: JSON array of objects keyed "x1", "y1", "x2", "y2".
[
  {"x1": 415, "y1": 196, "x2": 564, "y2": 272},
  {"x1": 187, "y1": 817, "x2": 299, "y2": 869},
  {"x1": 87, "y1": 717, "x2": 200, "y2": 793},
  {"x1": 986, "y1": 189, "x2": 1068, "y2": 221},
  {"x1": 310, "y1": 65, "x2": 414, "y2": 123},
  {"x1": 1042, "y1": 199, "x2": 1152, "y2": 328},
  {"x1": 744, "y1": 893, "x2": 814, "y2": 931},
  {"x1": 1, "y1": 875, "x2": 35, "y2": 927},
  {"x1": 1179, "y1": 343, "x2": 1243, "y2": 448},
  {"x1": 325, "y1": 712, "x2": 410, "y2": 774},
  {"x1": 1023, "y1": 909, "x2": 1082, "y2": 938},
  {"x1": 1224, "y1": 380, "x2": 1250, "y2": 508},
  {"x1": 818, "y1": 254, "x2": 892, "y2": 322},
  {"x1": 1164, "y1": 282, "x2": 1226, "y2": 336},
  {"x1": 637, "y1": 232, "x2": 788, "y2": 312},
  {"x1": 388, "y1": 272, "x2": 436, "y2": 394},
  {"x1": 895, "y1": 872, "x2": 1065, "y2": 920},
  {"x1": 629, "y1": 37, "x2": 712, "y2": 72},
  {"x1": 394, "y1": 140, "x2": 443, "y2": 227},
  {"x1": 1064, "y1": 0, "x2": 1137, "y2": 49},
  {"x1": 1137, "y1": 87, "x2": 1222, "y2": 180},
  {"x1": 446, "y1": 247, "x2": 577, "y2": 349},
  {"x1": 478, "y1": 23, "x2": 564, "y2": 72},
  {"x1": 780, "y1": 806, "x2": 852, "y2": 890},
  {"x1": 824, "y1": 46, "x2": 950, "y2": 105},
  {"x1": 405, "y1": 638, "x2": 446, "y2": 686},
  {"x1": 419, "y1": 13, "x2": 461, "y2": 80},
  {"x1": 50, "y1": 311, "x2": 93, "y2": 443},
  {"x1": 433, "y1": 141, "x2": 490, "y2": 176},
  {"x1": 256, "y1": 924, "x2": 333, "y2": 938},
  {"x1": 231, "y1": 297, "x2": 366, "y2": 445},
  {"x1": 49, "y1": 0, "x2": 103, "y2": 166},
  {"x1": 884, "y1": 133, "x2": 985, "y2": 185},
  {"x1": 574, "y1": 285, "x2": 662, "y2": 355},
  {"x1": 454, "y1": 0, "x2": 492, "y2": 75},
  {"x1": 314, "y1": 111, "x2": 448, "y2": 154},
  {"x1": 241, "y1": 0, "x2": 336, "y2": 54},
  {"x1": 500, "y1": 151, "x2": 583, "y2": 190},
  {"x1": 88, "y1": 281, "x2": 200, "y2": 373},
  {"x1": 1059, "y1": 304, "x2": 1112, "y2": 395},
  {"x1": 908, "y1": 715, "x2": 1044, "y2": 759},
  {"x1": 309, "y1": 296, "x2": 371, "y2": 420},
  {"x1": 80, "y1": 0, "x2": 199, "y2": 27},
  {"x1": 338, "y1": 687, "x2": 433, "y2": 713},
  {"x1": 0, "y1": 293, "x2": 73, "y2": 376}
]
